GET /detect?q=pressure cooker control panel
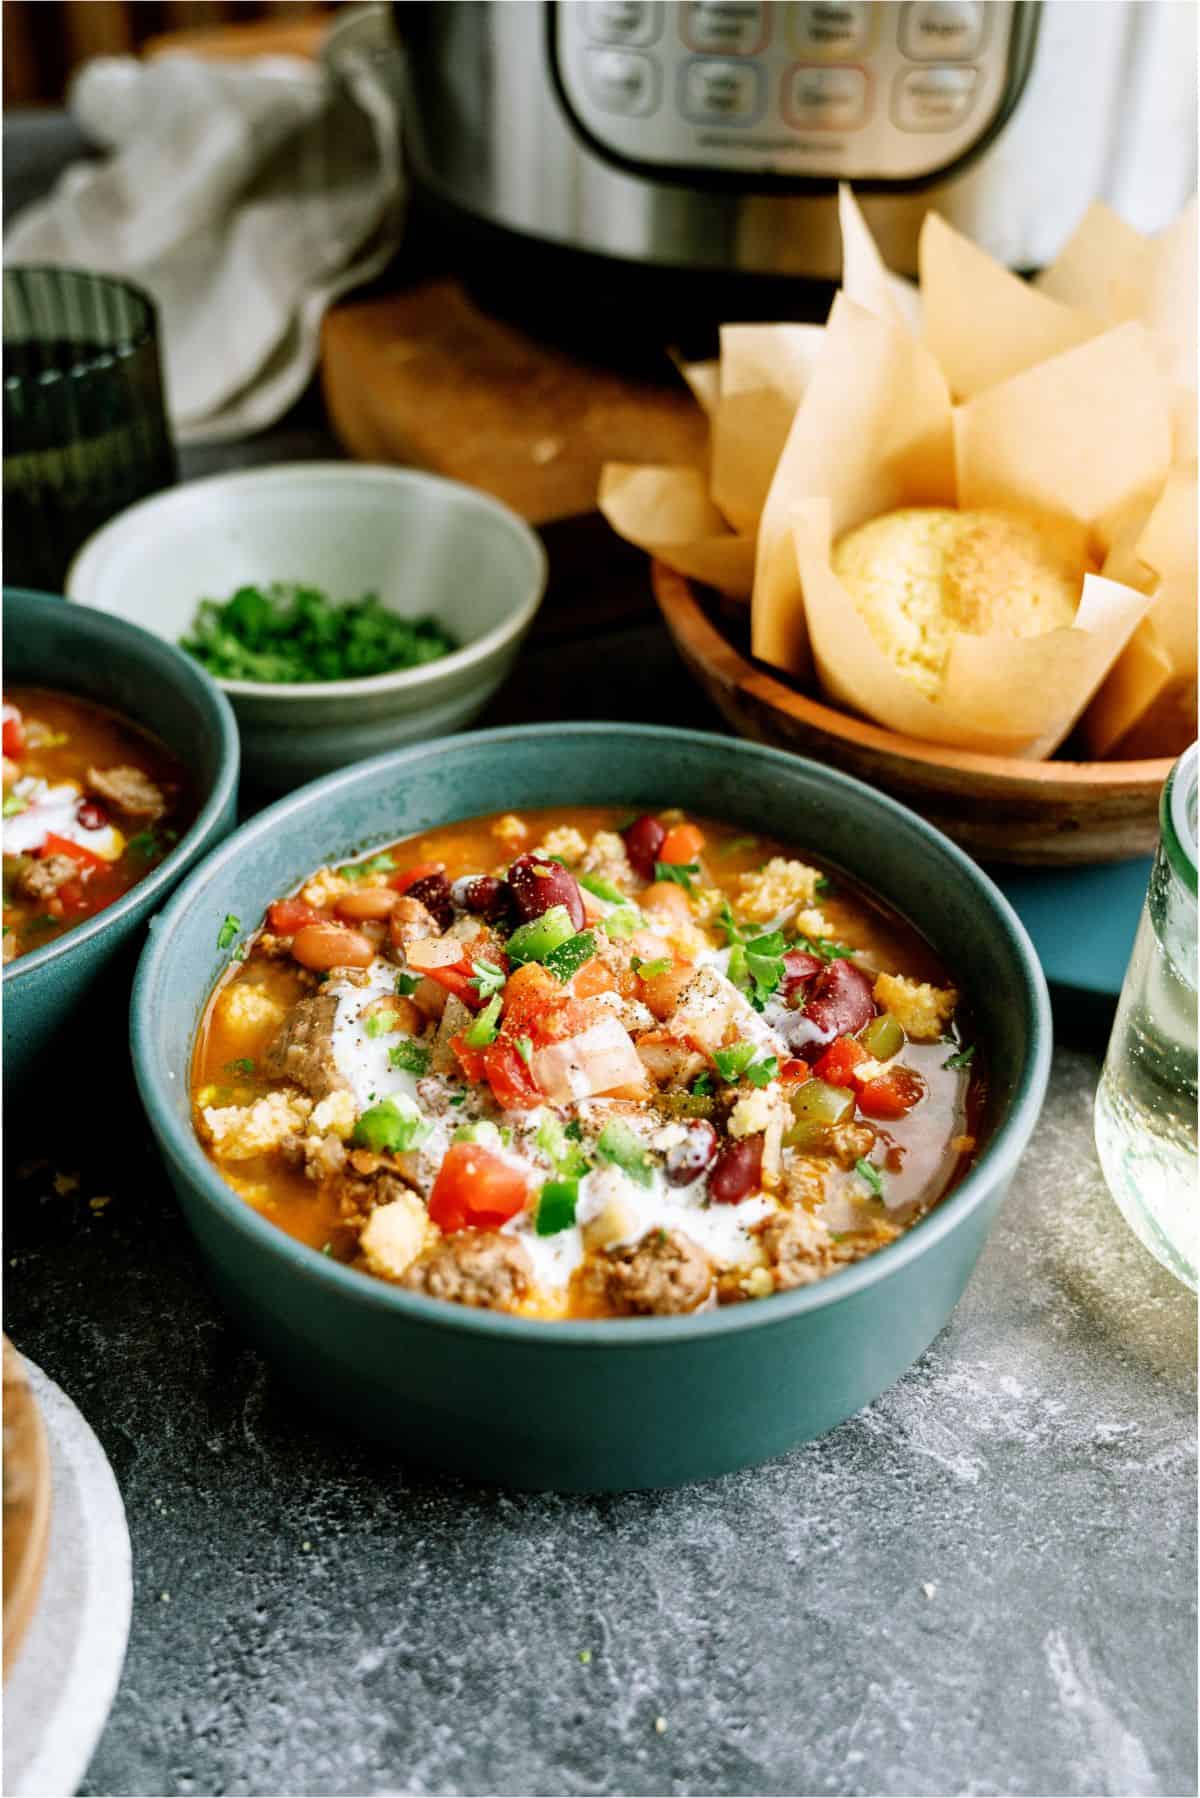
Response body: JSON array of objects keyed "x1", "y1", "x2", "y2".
[{"x1": 552, "y1": 1, "x2": 1032, "y2": 183}]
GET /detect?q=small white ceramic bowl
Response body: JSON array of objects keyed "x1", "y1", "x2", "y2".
[{"x1": 67, "y1": 463, "x2": 547, "y2": 790}]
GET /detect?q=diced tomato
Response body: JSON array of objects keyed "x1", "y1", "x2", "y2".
[
  {"x1": 390, "y1": 860, "x2": 445, "y2": 894},
  {"x1": 449, "y1": 1033, "x2": 486, "y2": 1083},
  {"x1": 658, "y1": 823, "x2": 705, "y2": 864},
  {"x1": 267, "y1": 897, "x2": 326, "y2": 935},
  {"x1": 2, "y1": 708, "x2": 24, "y2": 759},
  {"x1": 779, "y1": 1058, "x2": 811, "y2": 1085},
  {"x1": 812, "y1": 1036, "x2": 871, "y2": 1088},
  {"x1": 573, "y1": 957, "x2": 616, "y2": 999},
  {"x1": 857, "y1": 1067, "x2": 925, "y2": 1120},
  {"x1": 41, "y1": 832, "x2": 107, "y2": 874},
  {"x1": 482, "y1": 1039, "x2": 543, "y2": 1111},
  {"x1": 427, "y1": 1143, "x2": 530, "y2": 1233},
  {"x1": 424, "y1": 961, "x2": 479, "y2": 1008}
]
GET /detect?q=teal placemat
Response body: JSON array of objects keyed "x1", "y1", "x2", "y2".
[{"x1": 990, "y1": 859, "x2": 1151, "y2": 996}]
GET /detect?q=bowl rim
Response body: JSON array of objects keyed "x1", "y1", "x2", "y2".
[
  {"x1": 65, "y1": 461, "x2": 549, "y2": 702},
  {"x1": 2, "y1": 586, "x2": 240, "y2": 986},
  {"x1": 653, "y1": 560, "x2": 1174, "y2": 790},
  {"x1": 131, "y1": 721, "x2": 1053, "y2": 1347}
]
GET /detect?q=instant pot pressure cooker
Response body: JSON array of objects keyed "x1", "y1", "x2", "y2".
[{"x1": 397, "y1": 0, "x2": 1196, "y2": 324}]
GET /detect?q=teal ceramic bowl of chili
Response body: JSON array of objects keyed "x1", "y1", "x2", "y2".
[
  {"x1": 4, "y1": 587, "x2": 239, "y2": 1088},
  {"x1": 130, "y1": 724, "x2": 1051, "y2": 1491}
]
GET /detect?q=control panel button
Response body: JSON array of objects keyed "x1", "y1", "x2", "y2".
[
  {"x1": 791, "y1": 3, "x2": 871, "y2": 58},
  {"x1": 892, "y1": 64, "x2": 978, "y2": 128},
  {"x1": 782, "y1": 64, "x2": 869, "y2": 131},
  {"x1": 900, "y1": 1, "x2": 987, "y2": 61},
  {"x1": 680, "y1": 56, "x2": 764, "y2": 121},
  {"x1": 584, "y1": 47, "x2": 662, "y2": 115},
  {"x1": 584, "y1": 1, "x2": 662, "y2": 48},
  {"x1": 681, "y1": 1, "x2": 769, "y2": 55}
]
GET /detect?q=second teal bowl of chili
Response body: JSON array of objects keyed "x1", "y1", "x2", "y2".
[{"x1": 129, "y1": 724, "x2": 1052, "y2": 1490}]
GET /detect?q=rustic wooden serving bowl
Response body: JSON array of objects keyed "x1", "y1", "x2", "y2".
[{"x1": 653, "y1": 562, "x2": 1173, "y2": 867}]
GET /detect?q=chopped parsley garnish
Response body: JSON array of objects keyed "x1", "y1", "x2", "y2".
[
  {"x1": 468, "y1": 958, "x2": 507, "y2": 1001},
  {"x1": 339, "y1": 852, "x2": 398, "y2": 882},
  {"x1": 691, "y1": 1073, "x2": 714, "y2": 1097},
  {"x1": 814, "y1": 874, "x2": 837, "y2": 896},
  {"x1": 2, "y1": 793, "x2": 28, "y2": 817},
  {"x1": 793, "y1": 933, "x2": 854, "y2": 962},
  {"x1": 216, "y1": 913, "x2": 241, "y2": 951},
  {"x1": 741, "y1": 930, "x2": 787, "y2": 1010},
  {"x1": 855, "y1": 1157, "x2": 885, "y2": 1199},
  {"x1": 631, "y1": 954, "x2": 671, "y2": 978},
  {"x1": 653, "y1": 860, "x2": 700, "y2": 894},
  {"x1": 224, "y1": 1058, "x2": 255, "y2": 1076},
  {"x1": 717, "y1": 900, "x2": 744, "y2": 945},
  {"x1": 447, "y1": 1092, "x2": 466, "y2": 1107},
  {"x1": 388, "y1": 1038, "x2": 430, "y2": 1075},
  {"x1": 564, "y1": 1118, "x2": 584, "y2": 1142},
  {"x1": 181, "y1": 583, "x2": 457, "y2": 684},
  {"x1": 395, "y1": 972, "x2": 420, "y2": 996},
  {"x1": 712, "y1": 1042, "x2": 778, "y2": 1087},
  {"x1": 543, "y1": 930, "x2": 596, "y2": 984},
  {"x1": 514, "y1": 1035, "x2": 534, "y2": 1066},
  {"x1": 943, "y1": 1045, "x2": 976, "y2": 1071},
  {"x1": 535, "y1": 1178, "x2": 579, "y2": 1237},
  {"x1": 352, "y1": 1094, "x2": 431, "y2": 1154},
  {"x1": 594, "y1": 1118, "x2": 654, "y2": 1187},
  {"x1": 463, "y1": 993, "x2": 503, "y2": 1048}
]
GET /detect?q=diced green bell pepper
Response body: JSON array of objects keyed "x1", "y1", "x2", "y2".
[
  {"x1": 505, "y1": 905, "x2": 576, "y2": 964},
  {"x1": 788, "y1": 1079, "x2": 856, "y2": 1127},
  {"x1": 859, "y1": 1012, "x2": 905, "y2": 1060},
  {"x1": 535, "y1": 1177, "x2": 579, "y2": 1236}
]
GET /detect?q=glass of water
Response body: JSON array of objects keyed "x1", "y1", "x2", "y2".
[{"x1": 1095, "y1": 743, "x2": 1198, "y2": 1288}]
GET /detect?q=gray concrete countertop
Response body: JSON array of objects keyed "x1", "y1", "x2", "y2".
[{"x1": 4, "y1": 111, "x2": 1196, "y2": 1798}]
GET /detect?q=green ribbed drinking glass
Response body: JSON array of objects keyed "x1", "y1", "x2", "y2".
[{"x1": 4, "y1": 267, "x2": 176, "y2": 592}]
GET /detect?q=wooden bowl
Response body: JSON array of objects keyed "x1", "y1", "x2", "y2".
[
  {"x1": 653, "y1": 561, "x2": 1172, "y2": 867},
  {"x1": 3, "y1": 1338, "x2": 51, "y2": 1678}
]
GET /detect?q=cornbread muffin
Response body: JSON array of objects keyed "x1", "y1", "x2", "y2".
[{"x1": 831, "y1": 508, "x2": 1090, "y2": 699}]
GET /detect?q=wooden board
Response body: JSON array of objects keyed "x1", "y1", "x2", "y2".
[
  {"x1": 653, "y1": 561, "x2": 1171, "y2": 867},
  {"x1": 320, "y1": 282, "x2": 710, "y2": 525}
]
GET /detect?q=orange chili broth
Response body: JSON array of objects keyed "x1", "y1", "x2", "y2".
[{"x1": 193, "y1": 806, "x2": 981, "y2": 1287}]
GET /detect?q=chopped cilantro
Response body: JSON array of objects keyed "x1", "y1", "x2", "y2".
[
  {"x1": 564, "y1": 1118, "x2": 584, "y2": 1142},
  {"x1": 691, "y1": 1073, "x2": 714, "y2": 1097},
  {"x1": 631, "y1": 954, "x2": 671, "y2": 978},
  {"x1": 543, "y1": 930, "x2": 597, "y2": 984},
  {"x1": 793, "y1": 933, "x2": 854, "y2": 962},
  {"x1": 464, "y1": 993, "x2": 503, "y2": 1048},
  {"x1": 181, "y1": 584, "x2": 457, "y2": 684},
  {"x1": 742, "y1": 929, "x2": 787, "y2": 1010},
  {"x1": 717, "y1": 900, "x2": 744, "y2": 946},
  {"x1": 814, "y1": 874, "x2": 837, "y2": 896},
  {"x1": 594, "y1": 1119, "x2": 654, "y2": 1187},
  {"x1": 713, "y1": 1042, "x2": 778, "y2": 1087},
  {"x1": 224, "y1": 1058, "x2": 255, "y2": 1076},
  {"x1": 339, "y1": 851, "x2": 398, "y2": 882},
  {"x1": 468, "y1": 958, "x2": 507, "y2": 1001},
  {"x1": 943, "y1": 1045, "x2": 976, "y2": 1071},
  {"x1": 515, "y1": 1035, "x2": 534, "y2": 1066},
  {"x1": 388, "y1": 1038, "x2": 430, "y2": 1075},
  {"x1": 395, "y1": 972, "x2": 420, "y2": 996},
  {"x1": 126, "y1": 827, "x2": 160, "y2": 858},
  {"x1": 216, "y1": 914, "x2": 241, "y2": 951},
  {"x1": 855, "y1": 1156, "x2": 885, "y2": 1199},
  {"x1": 744, "y1": 1054, "x2": 780, "y2": 1089},
  {"x1": 653, "y1": 860, "x2": 700, "y2": 894}
]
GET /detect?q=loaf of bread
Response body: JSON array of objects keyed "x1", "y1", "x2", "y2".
[{"x1": 831, "y1": 507, "x2": 1091, "y2": 700}]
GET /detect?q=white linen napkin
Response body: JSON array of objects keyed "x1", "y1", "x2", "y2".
[{"x1": 5, "y1": 4, "x2": 405, "y2": 443}]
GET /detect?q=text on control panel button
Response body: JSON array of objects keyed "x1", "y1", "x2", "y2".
[
  {"x1": 892, "y1": 64, "x2": 978, "y2": 129},
  {"x1": 900, "y1": 1, "x2": 987, "y2": 61},
  {"x1": 584, "y1": 47, "x2": 663, "y2": 115},
  {"x1": 791, "y1": 2, "x2": 871, "y2": 58},
  {"x1": 680, "y1": 56, "x2": 765, "y2": 122},
  {"x1": 782, "y1": 63, "x2": 869, "y2": 131},
  {"x1": 584, "y1": 1, "x2": 663, "y2": 47},
  {"x1": 682, "y1": 1, "x2": 770, "y2": 54}
]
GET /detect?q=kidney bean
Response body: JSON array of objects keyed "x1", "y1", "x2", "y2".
[
  {"x1": 405, "y1": 871, "x2": 454, "y2": 931},
  {"x1": 665, "y1": 1119, "x2": 719, "y2": 1188},
  {"x1": 291, "y1": 923, "x2": 375, "y2": 971},
  {"x1": 709, "y1": 1135, "x2": 764, "y2": 1204},
  {"x1": 335, "y1": 887, "x2": 400, "y2": 922},
  {"x1": 623, "y1": 813, "x2": 666, "y2": 881},
  {"x1": 76, "y1": 800, "x2": 108, "y2": 831},
  {"x1": 799, "y1": 959, "x2": 875, "y2": 1054},
  {"x1": 781, "y1": 949, "x2": 823, "y2": 1002},
  {"x1": 507, "y1": 852, "x2": 585, "y2": 931},
  {"x1": 461, "y1": 874, "x2": 514, "y2": 923}
]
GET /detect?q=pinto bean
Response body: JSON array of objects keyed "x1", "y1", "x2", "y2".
[
  {"x1": 291, "y1": 924, "x2": 375, "y2": 971},
  {"x1": 360, "y1": 993, "x2": 423, "y2": 1035},
  {"x1": 507, "y1": 852, "x2": 586, "y2": 931},
  {"x1": 639, "y1": 960, "x2": 695, "y2": 1020},
  {"x1": 335, "y1": 888, "x2": 400, "y2": 922}
]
